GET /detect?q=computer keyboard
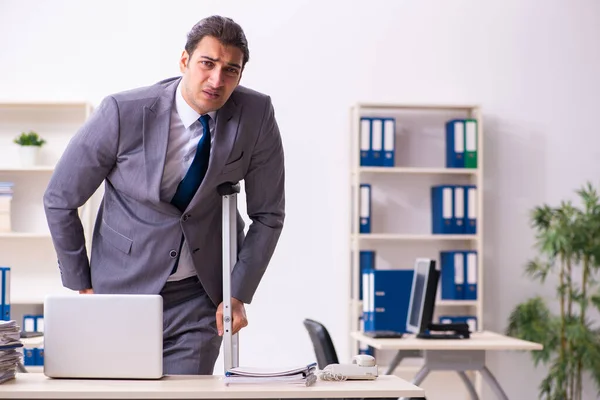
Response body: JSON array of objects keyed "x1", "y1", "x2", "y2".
[
  {"x1": 417, "y1": 332, "x2": 469, "y2": 339},
  {"x1": 364, "y1": 330, "x2": 405, "y2": 339},
  {"x1": 20, "y1": 331, "x2": 43, "y2": 339}
]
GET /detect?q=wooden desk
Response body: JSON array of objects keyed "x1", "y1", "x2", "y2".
[
  {"x1": 352, "y1": 330, "x2": 542, "y2": 400},
  {"x1": 0, "y1": 373, "x2": 425, "y2": 399}
]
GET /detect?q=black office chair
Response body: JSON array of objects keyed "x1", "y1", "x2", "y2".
[
  {"x1": 302, "y1": 318, "x2": 425, "y2": 400},
  {"x1": 303, "y1": 318, "x2": 339, "y2": 369}
]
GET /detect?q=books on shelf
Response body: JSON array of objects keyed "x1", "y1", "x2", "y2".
[
  {"x1": 358, "y1": 183, "x2": 478, "y2": 236},
  {"x1": 361, "y1": 268, "x2": 414, "y2": 334},
  {"x1": 359, "y1": 116, "x2": 478, "y2": 170},
  {"x1": 440, "y1": 251, "x2": 478, "y2": 300},
  {"x1": 445, "y1": 119, "x2": 478, "y2": 169},
  {"x1": 360, "y1": 117, "x2": 395, "y2": 167},
  {"x1": 431, "y1": 185, "x2": 477, "y2": 234},
  {"x1": 224, "y1": 362, "x2": 317, "y2": 386},
  {"x1": 357, "y1": 251, "x2": 478, "y2": 348}
]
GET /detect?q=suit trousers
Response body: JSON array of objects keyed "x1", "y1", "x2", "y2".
[{"x1": 160, "y1": 275, "x2": 222, "y2": 374}]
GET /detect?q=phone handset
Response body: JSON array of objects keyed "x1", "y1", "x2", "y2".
[{"x1": 319, "y1": 354, "x2": 378, "y2": 381}]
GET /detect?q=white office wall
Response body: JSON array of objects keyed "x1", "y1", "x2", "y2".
[{"x1": 2, "y1": 0, "x2": 600, "y2": 398}]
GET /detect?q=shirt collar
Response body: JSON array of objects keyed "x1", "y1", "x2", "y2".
[{"x1": 175, "y1": 80, "x2": 217, "y2": 129}]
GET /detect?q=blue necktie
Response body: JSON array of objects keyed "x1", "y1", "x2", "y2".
[
  {"x1": 169, "y1": 114, "x2": 211, "y2": 275},
  {"x1": 171, "y1": 114, "x2": 211, "y2": 212}
]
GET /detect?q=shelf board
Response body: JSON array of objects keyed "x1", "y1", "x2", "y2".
[
  {"x1": 0, "y1": 101, "x2": 90, "y2": 108},
  {"x1": 354, "y1": 103, "x2": 479, "y2": 111},
  {"x1": 0, "y1": 232, "x2": 51, "y2": 238},
  {"x1": 437, "y1": 300, "x2": 478, "y2": 307},
  {"x1": 357, "y1": 167, "x2": 478, "y2": 175},
  {"x1": 0, "y1": 166, "x2": 55, "y2": 172},
  {"x1": 353, "y1": 299, "x2": 477, "y2": 308},
  {"x1": 355, "y1": 234, "x2": 478, "y2": 241}
]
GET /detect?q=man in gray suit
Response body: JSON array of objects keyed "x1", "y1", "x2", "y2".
[{"x1": 43, "y1": 15, "x2": 285, "y2": 375}]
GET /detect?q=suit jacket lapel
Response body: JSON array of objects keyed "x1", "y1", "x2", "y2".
[
  {"x1": 142, "y1": 78, "x2": 180, "y2": 206},
  {"x1": 187, "y1": 95, "x2": 242, "y2": 210}
]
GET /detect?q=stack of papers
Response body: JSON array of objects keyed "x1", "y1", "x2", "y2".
[
  {"x1": 0, "y1": 320, "x2": 23, "y2": 383},
  {"x1": 224, "y1": 362, "x2": 317, "y2": 386}
]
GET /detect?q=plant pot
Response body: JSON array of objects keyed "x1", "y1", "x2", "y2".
[{"x1": 18, "y1": 146, "x2": 40, "y2": 167}]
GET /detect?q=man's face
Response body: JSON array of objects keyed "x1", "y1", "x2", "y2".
[{"x1": 179, "y1": 35, "x2": 244, "y2": 114}]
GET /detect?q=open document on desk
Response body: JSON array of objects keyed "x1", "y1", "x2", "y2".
[
  {"x1": 224, "y1": 362, "x2": 317, "y2": 386},
  {"x1": 0, "y1": 320, "x2": 23, "y2": 384}
]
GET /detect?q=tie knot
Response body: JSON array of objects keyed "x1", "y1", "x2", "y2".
[{"x1": 198, "y1": 114, "x2": 210, "y2": 132}]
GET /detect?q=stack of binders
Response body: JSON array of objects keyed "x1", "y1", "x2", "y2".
[
  {"x1": 361, "y1": 268, "x2": 414, "y2": 334},
  {"x1": 0, "y1": 320, "x2": 23, "y2": 383},
  {"x1": 445, "y1": 119, "x2": 478, "y2": 169},
  {"x1": 431, "y1": 185, "x2": 477, "y2": 234},
  {"x1": 434, "y1": 118, "x2": 479, "y2": 234},
  {"x1": 359, "y1": 117, "x2": 395, "y2": 167},
  {"x1": 439, "y1": 251, "x2": 478, "y2": 301}
]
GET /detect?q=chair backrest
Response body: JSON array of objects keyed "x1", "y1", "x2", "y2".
[{"x1": 303, "y1": 318, "x2": 339, "y2": 369}]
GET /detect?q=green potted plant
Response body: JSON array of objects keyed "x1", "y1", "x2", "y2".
[
  {"x1": 506, "y1": 182, "x2": 600, "y2": 400},
  {"x1": 13, "y1": 131, "x2": 46, "y2": 167}
]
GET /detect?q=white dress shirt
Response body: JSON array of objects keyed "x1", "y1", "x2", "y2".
[{"x1": 162, "y1": 80, "x2": 217, "y2": 281}]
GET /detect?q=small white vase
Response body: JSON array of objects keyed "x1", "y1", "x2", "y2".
[{"x1": 19, "y1": 146, "x2": 40, "y2": 167}]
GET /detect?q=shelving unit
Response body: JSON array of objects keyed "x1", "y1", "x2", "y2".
[
  {"x1": 0, "y1": 101, "x2": 97, "y2": 308},
  {"x1": 349, "y1": 102, "x2": 484, "y2": 394}
]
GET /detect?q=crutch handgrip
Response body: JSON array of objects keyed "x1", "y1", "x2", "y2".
[{"x1": 217, "y1": 182, "x2": 240, "y2": 196}]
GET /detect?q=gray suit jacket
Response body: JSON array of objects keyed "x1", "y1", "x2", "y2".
[{"x1": 43, "y1": 76, "x2": 285, "y2": 306}]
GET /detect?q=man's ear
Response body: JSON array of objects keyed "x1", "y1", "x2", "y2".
[{"x1": 179, "y1": 50, "x2": 190, "y2": 73}]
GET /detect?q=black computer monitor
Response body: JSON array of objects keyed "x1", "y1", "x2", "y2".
[{"x1": 405, "y1": 258, "x2": 439, "y2": 334}]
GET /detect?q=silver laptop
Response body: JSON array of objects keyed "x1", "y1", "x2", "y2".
[{"x1": 43, "y1": 294, "x2": 163, "y2": 379}]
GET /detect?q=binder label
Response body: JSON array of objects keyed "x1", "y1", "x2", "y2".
[
  {"x1": 371, "y1": 119, "x2": 383, "y2": 164},
  {"x1": 468, "y1": 188, "x2": 477, "y2": 218},
  {"x1": 454, "y1": 253, "x2": 464, "y2": 284},
  {"x1": 466, "y1": 121, "x2": 477, "y2": 151},
  {"x1": 454, "y1": 121, "x2": 465, "y2": 153},
  {"x1": 467, "y1": 253, "x2": 477, "y2": 284},
  {"x1": 360, "y1": 118, "x2": 370, "y2": 164},
  {"x1": 443, "y1": 188, "x2": 452, "y2": 219},
  {"x1": 454, "y1": 187, "x2": 464, "y2": 219},
  {"x1": 383, "y1": 120, "x2": 394, "y2": 151}
]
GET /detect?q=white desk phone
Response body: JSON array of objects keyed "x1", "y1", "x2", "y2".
[{"x1": 319, "y1": 354, "x2": 378, "y2": 381}]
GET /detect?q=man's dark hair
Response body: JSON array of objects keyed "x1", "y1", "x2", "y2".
[{"x1": 185, "y1": 15, "x2": 250, "y2": 68}]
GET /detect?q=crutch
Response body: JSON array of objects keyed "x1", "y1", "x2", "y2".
[{"x1": 217, "y1": 182, "x2": 240, "y2": 373}]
